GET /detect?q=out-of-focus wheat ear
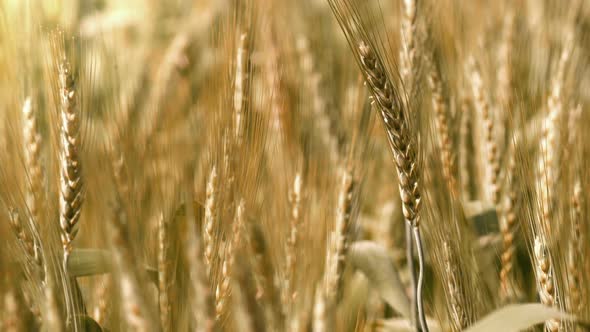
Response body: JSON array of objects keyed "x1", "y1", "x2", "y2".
[
  {"x1": 183, "y1": 185, "x2": 215, "y2": 332},
  {"x1": 92, "y1": 276, "x2": 110, "y2": 326},
  {"x1": 313, "y1": 287, "x2": 330, "y2": 332},
  {"x1": 235, "y1": 255, "x2": 267, "y2": 332},
  {"x1": 2, "y1": 291, "x2": 26, "y2": 332},
  {"x1": 231, "y1": 279, "x2": 254, "y2": 332},
  {"x1": 467, "y1": 58, "x2": 500, "y2": 205},
  {"x1": 499, "y1": 146, "x2": 522, "y2": 303},
  {"x1": 283, "y1": 173, "x2": 302, "y2": 310},
  {"x1": 567, "y1": 181, "x2": 583, "y2": 314},
  {"x1": 324, "y1": 167, "x2": 355, "y2": 302},
  {"x1": 459, "y1": 95, "x2": 473, "y2": 201},
  {"x1": 57, "y1": 59, "x2": 84, "y2": 268},
  {"x1": 203, "y1": 165, "x2": 218, "y2": 277},
  {"x1": 216, "y1": 199, "x2": 245, "y2": 320},
  {"x1": 234, "y1": 33, "x2": 250, "y2": 144},
  {"x1": 400, "y1": 0, "x2": 417, "y2": 91},
  {"x1": 442, "y1": 242, "x2": 467, "y2": 330},
  {"x1": 426, "y1": 58, "x2": 458, "y2": 196},
  {"x1": 43, "y1": 276, "x2": 65, "y2": 332},
  {"x1": 496, "y1": 10, "x2": 514, "y2": 148},
  {"x1": 7, "y1": 209, "x2": 44, "y2": 281},
  {"x1": 537, "y1": 37, "x2": 572, "y2": 234},
  {"x1": 158, "y1": 212, "x2": 170, "y2": 331},
  {"x1": 533, "y1": 236, "x2": 560, "y2": 332},
  {"x1": 108, "y1": 203, "x2": 158, "y2": 332},
  {"x1": 21, "y1": 97, "x2": 46, "y2": 283},
  {"x1": 248, "y1": 223, "x2": 284, "y2": 331},
  {"x1": 138, "y1": 32, "x2": 190, "y2": 149},
  {"x1": 22, "y1": 97, "x2": 46, "y2": 228},
  {"x1": 296, "y1": 36, "x2": 339, "y2": 164}
]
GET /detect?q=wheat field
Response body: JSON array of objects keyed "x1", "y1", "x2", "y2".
[{"x1": 0, "y1": 0, "x2": 589, "y2": 331}]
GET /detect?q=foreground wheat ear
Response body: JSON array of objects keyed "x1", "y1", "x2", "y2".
[
  {"x1": 58, "y1": 59, "x2": 84, "y2": 267},
  {"x1": 357, "y1": 41, "x2": 427, "y2": 331}
]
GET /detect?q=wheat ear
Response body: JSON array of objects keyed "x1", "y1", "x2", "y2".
[
  {"x1": 234, "y1": 33, "x2": 250, "y2": 143},
  {"x1": 58, "y1": 60, "x2": 84, "y2": 267},
  {"x1": 22, "y1": 97, "x2": 46, "y2": 228},
  {"x1": 215, "y1": 199, "x2": 245, "y2": 320},
  {"x1": 203, "y1": 165, "x2": 218, "y2": 277},
  {"x1": 442, "y1": 242, "x2": 467, "y2": 330},
  {"x1": 400, "y1": 0, "x2": 418, "y2": 90},
  {"x1": 183, "y1": 187, "x2": 215, "y2": 332},
  {"x1": 296, "y1": 36, "x2": 339, "y2": 164},
  {"x1": 459, "y1": 95, "x2": 472, "y2": 200},
  {"x1": 537, "y1": 39, "x2": 571, "y2": 232},
  {"x1": 92, "y1": 276, "x2": 110, "y2": 326},
  {"x1": 2, "y1": 291, "x2": 25, "y2": 332},
  {"x1": 108, "y1": 204, "x2": 157, "y2": 332},
  {"x1": 7, "y1": 209, "x2": 42, "y2": 277},
  {"x1": 534, "y1": 236, "x2": 560, "y2": 332},
  {"x1": 467, "y1": 59, "x2": 500, "y2": 205},
  {"x1": 499, "y1": 146, "x2": 520, "y2": 302},
  {"x1": 358, "y1": 41, "x2": 427, "y2": 332},
  {"x1": 283, "y1": 173, "x2": 302, "y2": 308},
  {"x1": 248, "y1": 223, "x2": 284, "y2": 330},
  {"x1": 426, "y1": 58, "x2": 457, "y2": 195},
  {"x1": 157, "y1": 212, "x2": 170, "y2": 330},
  {"x1": 568, "y1": 181, "x2": 583, "y2": 313},
  {"x1": 324, "y1": 167, "x2": 355, "y2": 301}
]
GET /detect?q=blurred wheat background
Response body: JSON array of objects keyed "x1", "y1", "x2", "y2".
[{"x1": 0, "y1": 0, "x2": 589, "y2": 331}]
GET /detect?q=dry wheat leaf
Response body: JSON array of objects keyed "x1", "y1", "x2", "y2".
[
  {"x1": 464, "y1": 304, "x2": 573, "y2": 332},
  {"x1": 348, "y1": 241, "x2": 410, "y2": 318}
]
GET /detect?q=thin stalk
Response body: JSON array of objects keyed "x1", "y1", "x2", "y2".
[
  {"x1": 413, "y1": 226, "x2": 429, "y2": 332},
  {"x1": 405, "y1": 220, "x2": 417, "y2": 329}
]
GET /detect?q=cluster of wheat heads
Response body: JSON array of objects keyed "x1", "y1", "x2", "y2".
[{"x1": 0, "y1": 0, "x2": 589, "y2": 331}]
